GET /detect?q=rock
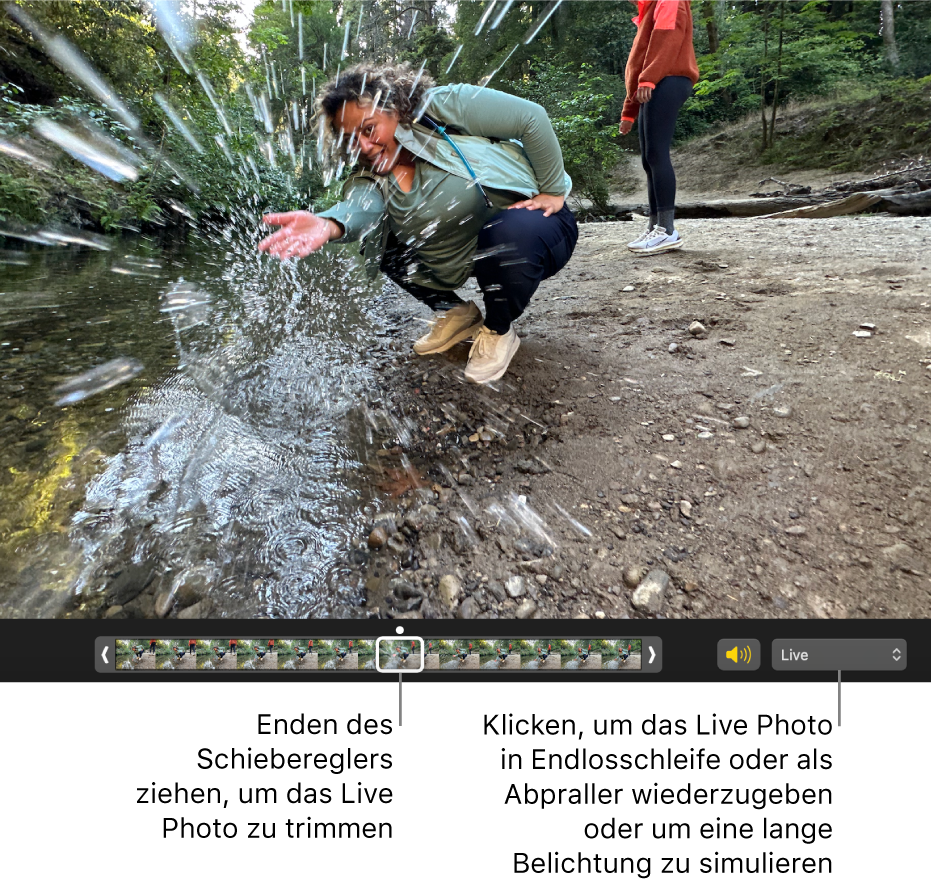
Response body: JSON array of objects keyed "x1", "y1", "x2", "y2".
[
  {"x1": 719, "y1": 338, "x2": 736, "y2": 347},
  {"x1": 688, "y1": 321, "x2": 707, "y2": 337},
  {"x1": 457, "y1": 596, "x2": 477, "y2": 619},
  {"x1": 438, "y1": 574, "x2": 461, "y2": 609},
  {"x1": 516, "y1": 459, "x2": 550, "y2": 475},
  {"x1": 393, "y1": 611, "x2": 423, "y2": 619},
  {"x1": 621, "y1": 493, "x2": 641, "y2": 506},
  {"x1": 386, "y1": 534, "x2": 408, "y2": 556},
  {"x1": 154, "y1": 589, "x2": 175, "y2": 618},
  {"x1": 422, "y1": 531, "x2": 443, "y2": 552},
  {"x1": 594, "y1": 610, "x2": 606, "y2": 619},
  {"x1": 751, "y1": 440, "x2": 767, "y2": 454},
  {"x1": 104, "y1": 605, "x2": 124, "y2": 618},
  {"x1": 732, "y1": 415, "x2": 750, "y2": 429},
  {"x1": 631, "y1": 569, "x2": 670, "y2": 615},
  {"x1": 457, "y1": 472, "x2": 474, "y2": 486},
  {"x1": 515, "y1": 600, "x2": 537, "y2": 619},
  {"x1": 670, "y1": 460, "x2": 683, "y2": 470},
  {"x1": 177, "y1": 599, "x2": 213, "y2": 619},
  {"x1": 535, "y1": 573, "x2": 548, "y2": 585},
  {"x1": 679, "y1": 500, "x2": 692, "y2": 519},
  {"x1": 173, "y1": 569, "x2": 208, "y2": 608},
  {"x1": 785, "y1": 525, "x2": 807, "y2": 536},
  {"x1": 622, "y1": 284, "x2": 635, "y2": 292},
  {"x1": 108, "y1": 562, "x2": 156, "y2": 605},
  {"x1": 487, "y1": 580, "x2": 506, "y2": 603},
  {"x1": 623, "y1": 565, "x2": 644, "y2": 589},
  {"x1": 668, "y1": 342, "x2": 679, "y2": 354},
  {"x1": 611, "y1": 525, "x2": 627, "y2": 540},
  {"x1": 773, "y1": 406, "x2": 793, "y2": 418},
  {"x1": 505, "y1": 575, "x2": 525, "y2": 598},
  {"x1": 661, "y1": 433, "x2": 676, "y2": 442},
  {"x1": 368, "y1": 526, "x2": 388, "y2": 550}
]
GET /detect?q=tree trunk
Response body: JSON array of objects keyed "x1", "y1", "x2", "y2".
[
  {"x1": 880, "y1": 0, "x2": 900, "y2": 72},
  {"x1": 769, "y1": 2, "x2": 786, "y2": 148},
  {"x1": 701, "y1": 1, "x2": 719, "y2": 54}
]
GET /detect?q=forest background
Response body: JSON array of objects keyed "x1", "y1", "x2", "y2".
[{"x1": 1, "y1": 0, "x2": 929, "y2": 230}]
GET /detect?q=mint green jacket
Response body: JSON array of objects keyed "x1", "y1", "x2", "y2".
[{"x1": 318, "y1": 84, "x2": 572, "y2": 278}]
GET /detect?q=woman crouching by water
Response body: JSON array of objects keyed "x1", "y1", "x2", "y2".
[{"x1": 258, "y1": 63, "x2": 578, "y2": 385}]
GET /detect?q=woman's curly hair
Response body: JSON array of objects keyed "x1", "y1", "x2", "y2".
[{"x1": 314, "y1": 62, "x2": 436, "y2": 175}]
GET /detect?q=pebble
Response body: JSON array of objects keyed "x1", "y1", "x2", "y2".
[
  {"x1": 104, "y1": 605, "x2": 124, "y2": 618},
  {"x1": 178, "y1": 600, "x2": 212, "y2": 619},
  {"x1": 679, "y1": 500, "x2": 692, "y2": 519},
  {"x1": 852, "y1": 330, "x2": 871, "y2": 338},
  {"x1": 773, "y1": 406, "x2": 793, "y2": 418},
  {"x1": 594, "y1": 610, "x2": 606, "y2": 619},
  {"x1": 457, "y1": 596, "x2": 477, "y2": 619},
  {"x1": 688, "y1": 321, "x2": 707, "y2": 337},
  {"x1": 386, "y1": 535, "x2": 408, "y2": 556},
  {"x1": 631, "y1": 569, "x2": 670, "y2": 615},
  {"x1": 697, "y1": 431, "x2": 714, "y2": 439},
  {"x1": 668, "y1": 342, "x2": 678, "y2": 354},
  {"x1": 751, "y1": 440, "x2": 767, "y2": 454},
  {"x1": 154, "y1": 589, "x2": 175, "y2": 618},
  {"x1": 515, "y1": 600, "x2": 538, "y2": 619},
  {"x1": 505, "y1": 575, "x2": 525, "y2": 598},
  {"x1": 785, "y1": 525, "x2": 807, "y2": 536},
  {"x1": 719, "y1": 338, "x2": 736, "y2": 347},
  {"x1": 732, "y1": 415, "x2": 750, "y2": 429},
  {"x1": 622, "y1": 284, "x2": 635, "y2": 292},
  {"x1": 622, "y1": 565, "x2": 644, "y2": 589},
  {"x1": 438, "y1": 574, "x2": 461, "y2": 609},
  {"x1": 661, "y1": 433, "x2": 675, "y2": 442},
  {"x1": 670, "y1": 460, "x2": 683, "y2": 469},
  {"x1": 368, "y1": 526, "x2": 388, "y2": 549}
]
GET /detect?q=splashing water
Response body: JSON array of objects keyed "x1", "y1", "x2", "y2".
[{"x1": 53, "y1": 358, "x2": 144, "y2": 406}]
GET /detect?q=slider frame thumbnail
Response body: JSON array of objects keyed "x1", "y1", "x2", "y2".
[
  {"x1": 315, "y1": 639, "x2": 359, "y2": 671},
  {"x1": 116, "y1": 638, "x2": 165, "y2": 670},
  {"x1": 236, "y1": 639, "x2": 277, "y2": 670},
  {"x1": 199, "y1": 640, "x2": 237, "y2": 670},
  {"x1": 375, "y1": 638, "x2": 434, "y2": 671}
]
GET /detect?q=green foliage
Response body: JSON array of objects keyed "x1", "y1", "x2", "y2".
[{"x1": 504, "y1": 63, "x2": 624, "y2": 214}]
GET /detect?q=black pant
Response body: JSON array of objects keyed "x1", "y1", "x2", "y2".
[
  {"x1": 638, "y1": 76, "x2": 693, "y2": 215},
  {"x1": 380, "y1": 205, "x2": 578, "y2": 335}
]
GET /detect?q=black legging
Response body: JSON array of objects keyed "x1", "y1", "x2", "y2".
[
  {"x1": 380, "y1": 205, "x2": 578, "y2": 335},
  {"x1": 638, "y1": 75, "x2": 693, "y2": 217}
]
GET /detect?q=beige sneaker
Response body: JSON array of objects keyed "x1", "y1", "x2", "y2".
[
  {"x1": 464, "y1": 326, "x2": 520, "y2": 384},
  {"x1": 413, "y1": 302, "x2": 484, "y2": 355}
]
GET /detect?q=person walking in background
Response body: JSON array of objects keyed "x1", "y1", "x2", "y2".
[
  {"x1": 149, "y1": 639, "x2": 157, "y2": 656},
  {"x1": 229, "y1": 639, "x2": 237, "y2": 655},
  {"x1": 619, "y1": 0, "x2": 699, "y2": 255},
  {"x1": 188, "y1": 639, "x2": 196, "y2": 657}
]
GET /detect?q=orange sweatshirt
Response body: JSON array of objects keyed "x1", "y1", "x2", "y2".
[{"x1": 621, "y1": 0, "x2": 699, "y2": 122}]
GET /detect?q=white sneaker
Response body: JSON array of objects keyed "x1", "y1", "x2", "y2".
[
  {"x1": 464, "y1": 326, "x2": 520, "y2": 384},
  {"x1": 627, "y1": 226, "x2": 653, "y2": 250},
  {"x1": 413, "y1": 302, "x2": 484, "y2": 355},
  {"x1": 628, "y1": 225, "x2": 682, "y2": 255}
]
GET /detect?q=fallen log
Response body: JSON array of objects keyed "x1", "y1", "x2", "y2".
[
  {"x1": 880, "y1": 190, "x2": 931, "y2": 215},
  {"x1": 759, "y1": 191, "x2": 883, "y2": 219}
]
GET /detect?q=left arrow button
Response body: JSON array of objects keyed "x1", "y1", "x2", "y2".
[{"x1": 101, "y1": 645, "x2": 109, "y2": 664}]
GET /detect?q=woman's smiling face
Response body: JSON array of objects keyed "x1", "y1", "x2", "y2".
[{"x1": 334, "y1": 100, "x2": 401, "y2": 175}]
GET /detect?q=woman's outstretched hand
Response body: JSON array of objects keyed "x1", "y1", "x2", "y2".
[
  {"x1": 507, "y1": 193, "x2": 565, "y2": 217},
  {"x1": 619, "y1": 119, "x2": 634, "y2": 135},
  {"x1": 258, "y1": 211, "x2": 343, "y2": 259}
]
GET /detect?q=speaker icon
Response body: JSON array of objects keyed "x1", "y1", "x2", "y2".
[{"x1": 725, "y1": 645, "x2": 752, "y2": 664}]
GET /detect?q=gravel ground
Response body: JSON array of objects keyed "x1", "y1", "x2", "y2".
[{"x1": 349, "y1": 214, "x2": 931, "y2": 621}]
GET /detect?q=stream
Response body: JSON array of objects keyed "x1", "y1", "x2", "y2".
[{"x1": 0, "y1": 224, "x2": 393, "y2": 618}]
